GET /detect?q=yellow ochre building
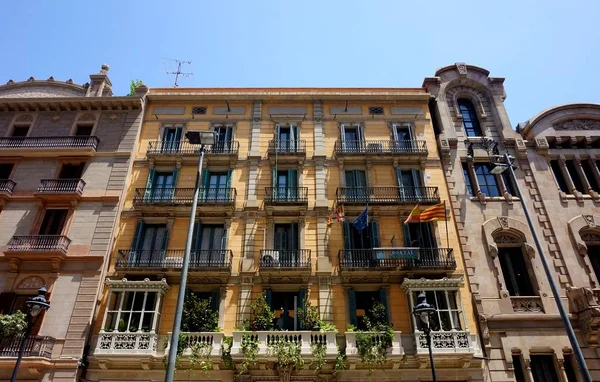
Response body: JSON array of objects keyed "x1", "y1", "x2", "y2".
[{"x1": 87, "y1": 87, "x2": 484, "y2": 381}]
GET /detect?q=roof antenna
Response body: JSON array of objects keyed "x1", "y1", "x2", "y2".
[
  {"x1": 162, "y1": 58, "x2": 193, "y2": 87},
  {"x1": 344, "y1": 100, "x2": 349, "y2": 112}
]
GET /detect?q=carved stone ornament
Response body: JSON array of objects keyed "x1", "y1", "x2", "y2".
[
  {"x1": 15, "y1": 114, "x2": 33, "y2": 123},
  {"x1": 494, "y1": 233, "x2": 520, "y2": 244},
  {"x1": 109, "y1": 113, "x2": 119, "y2": 121},
  {"x1": 581, "y1": 231, "x2": 600, "y2": 243},
  {"x1": 456, "y1": 62, "x2": 468, "y2": 76},
  {"x1": 17, "y1": 276, "x2": 45, "y2": 290},
  {"x1": 554, "y1": 119, "x2": 600, "y2": 131},
  {"x1": 79, "y1": 113, "x2": 96, "y2": 122},
  {"x1": 51, "y1": 114, "x2": 61, "y2": 122},
  {"x1": 584, "y1": 215, "x2": 596, "y2": 228},
  {"x1": 497, "y1": 216, "x2": 509, "y2": 229}
]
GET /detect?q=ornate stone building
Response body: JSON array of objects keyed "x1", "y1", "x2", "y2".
[
  {"x1": 0, "y1": 66, "x2": 146, "y2": 381},
  {"x1": 425, "y1": 63, "x2": 600, "y2": 381}
]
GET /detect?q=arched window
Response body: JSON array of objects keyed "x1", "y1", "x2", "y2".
[
  {"x1": 582, "y1": 230, "x2": 600, "y2": 282},
  {"x1": 494, "y1": 233, "x2": 536, "y2": 296},
  {"x1": 457, "y1": 99, "x2": 483, "y2": 137}
]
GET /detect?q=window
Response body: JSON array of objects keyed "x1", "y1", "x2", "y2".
[
  {"x1": 530, "y1": 354, "x2": 560, "y2": 382},
  {"x1": 498, "y1": 246, "x2": 535, "y2": 296},
  {"x1": 74, "y1": 124, "x2": 94, "y2": 136},
  {"x1": 0, "y1": 292, "x2": 46, "y2": 334},
  {"x1": 144, "y1": 169, "x2": 178, "y2": 202},
  {"x1": 275, "y1": 124, "x2": 298, "y2": 152},
  {"x1": 38, "y1": 209, "x2": 69, "y2": 235},
  {"x1": 182, "y1": 290, "x2": 220, "y2": 331},
  {"x1": 565, "y1": 160, "x2": 585, "y2": 193},
  {"x1": 587, "y1": 245, "x2": 600, "y2": 283},
  {"x1": 411, "y1": 290, "x2": 463, "y2": 331},
  {"x1": 273, "y1": 223, "x2": 300, "y2": 266},
  {"x1": 462, "y1": 162, "x2": 473, "y2": 196},
  {"x1": 457, "y1": 99, "x2": 482, "y2": 137},
  {"x1": 191, "y1": 222, "x2": 227, "y2": 266},
  {"x1": 343, "y1": 220, "x2": 380, "y2": 250},
  {"x1": 269, "y1": 290, "x2": 306, "y2": 331},
  {"x1": 563, "y1": 354, "x2": 579, "y2": 382},
  {"x1": 501, "y1": 171, "x2": 516, "y2": 196},
  {"x1": 550, "y1": 160, "x2": 570, "y2": 193},
  {"x1": 0, "y1": 163, "x2": 14, "y2": 179},
  {"x1": 192, "y1": 106, "x2": 207, "y2": 115},
  {"x1": 581, "y1": 160, "x2": 600, "y2": 192},
  {"x1": 213, "y1": 124, "x2": 234, "y2": 152},
  {"x1": 368, "y1": 106, "x2": 384, "y2": 115},
  {"x1": 474, "y1": 164, "x2": 501, "y2": 197},
  {"x1": 130, "y1": 223, "x2": 169, "y2": 266},
  {"x1": 59, "y1": 162, "x2": 85, "y2": 179},
  {"x1": 273, "y1": 168, "x2": 298, "y2": 201},
  {"x1": 11, "y1": 126, "x2": 29, "y2": 137},
  {"x1": 396, "y1": 168, "x2": 424, "y2": 200},
  {"x1": 391, "y1": 124, "x2": 415, "y2": 151},
  {"x1": 344, "y1": 170, "x2": 367, "y2": 201},
  {"x1": 347, "y1": 289, "x2": 389, "y2": 331},
  {"x1": 203, "y1": 171, "x2": 230, "y2": 201},
  {"x1": 512, "y1": 354, "x2": 527, "y2": 382},
  {"x1": 340, "y1": 123, "x2": 364, "y2": 152},
  {"x1": 103, "y1": 291, "x2": 160, "y2": 333},
  {"x1": 403, "y1": 222, "x2": 436, "y2": 248}
]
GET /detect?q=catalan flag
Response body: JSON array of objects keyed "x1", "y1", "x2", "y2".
[
  {"x1": 419, "y1": 202, "x2": 447, "y2": 222},
  {"x1": 403, "y1": 203, "x2": 421, "y2": 224},
  {"x1": 327, "y1": 205, "x2": 346, "y2": 225}
]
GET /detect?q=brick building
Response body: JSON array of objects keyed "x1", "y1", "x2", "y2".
[{"x1": 0, "y1": 65, "x2": 146, "y2": 381}]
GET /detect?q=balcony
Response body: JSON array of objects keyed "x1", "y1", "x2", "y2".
[
  {"x1": 0, "y1": 335, "x2": 55, "y2": 358},
  {"x1": 133, "y1": 187, "x2": 236, "y2": 216},
  {"x1": 0, "y1": 136, "x2": 99, "y2": 156},
  {"x1": 230, "y1": 331, "x2": 337, "y2": 359},
  {"x1": 267, "y1": 140, "x2": 306, "y2": 163},
  {"x1": 414, "y1": 330, "x2": 477, "y2": 355},
  {"x1": 94, "y1": 331, "x2": 158, "y2": 356},
  {"x1": 146, "y1": 140, "x2": 239, "y2": 165},
  {"x1": 334, "y1": 140, "x2": 428, "y2": 163},
  {"x1": 116, "y1": 249, "x2": 232, "y2": 274},
  {"x1": 6, "y1": 235, "x2": 71, "y2": 260},
  {"x1": 0, "y1": 179, "x2": 16, "y2": 201},
  {"x1": 260, "y1": 249, "x2": 311, "y2": 271},
  {"x1": 35, "y1": 178, "x2": 85, "y2": 201},
  {"x1": 345, "y1": 331, "x2": 404, "y2": 359},
  {"x1": 264, "y1": 187, "x2": 308, "y2": 216},
  {"x1": 336, "y1": 186, "x2": 440, "y2": 205},
  {"x1": 165, "y1": 332, "x2": 224, "y2": 357}
]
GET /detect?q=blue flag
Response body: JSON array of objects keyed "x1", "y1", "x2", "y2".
[{"x1": 353, "y1": 207, "x2": 369, "y2": 231}]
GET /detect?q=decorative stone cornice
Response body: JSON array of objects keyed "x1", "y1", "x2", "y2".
[
  {"x1": 554, "y1": 119, "x2": 600, "y2": 131},
  {"x1": 105, "y1": 277, "x2": 169, "y2": 294},
  {"x1": 401, "y1": 277, "x2": 464, "y2": 292}
]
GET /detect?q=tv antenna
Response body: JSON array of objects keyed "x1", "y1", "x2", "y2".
[{"x1": 162, "y1": 58, "x2": 192, "y2": 87}]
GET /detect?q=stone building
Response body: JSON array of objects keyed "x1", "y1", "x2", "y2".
[
  {"x1": 86, "y1": 87, "x2": 484, "y2": 381},
  {"x1": 0, "y1": 65, "x2": 146, "y2": 381},
  {"x1": 425, "y1": 63, "x2": 600, "y2": 381}
]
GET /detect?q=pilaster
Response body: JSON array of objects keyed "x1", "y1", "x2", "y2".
[{"x1": 318, "y1": 277, "x2": 333, "y2": 323}]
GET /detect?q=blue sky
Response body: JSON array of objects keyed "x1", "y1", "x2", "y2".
[{"x1": 1, "y1": 0, "x2": 598, "y2": 124}]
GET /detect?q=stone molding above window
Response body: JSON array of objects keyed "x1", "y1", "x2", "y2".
[
  {"x1": 448, "y1": 88, "x2": 487, "y2": 122},
  {"x1": 568, "y1": 214, "x2": 600, "y2": 287},
  {"x1": 104, "y1": 277, "x2": 170, "y2": 294}
]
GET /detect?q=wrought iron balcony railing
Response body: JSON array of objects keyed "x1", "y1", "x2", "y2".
[
  {"x1": 336, "y1": 186, "x2": 440, "y2": 204},
  {"x1": 133, "y1": 187, "x2": 236, "y2": 205},
  {"x1": 415, "y1": 330, "x2": 476, "y2": 354},
  {"x1": 7, "y1": 235, "x2": 71, "y2": 254},
  {"x1": 0, "y1": 179, "x2": 16, "y2": 196},
  {"x1": 116, "y1": 249, "x2": 233, "y2": 270},
  {"x1": 267, "y1": 140, "x2": 307, "y2": 154},
  {"x1": 0, "y1": 335, "x2": 55, "y2": 358},
  {"x1": 0, "y1": 136, "x2": 99, "y2": 150},
  {"x1": 147, "y1": 140, "x2": 239, "y2": 155},
  {"x1": 37, "y1": 178, "x2": 85, "y2": 195},
  {"x1": 260, "y1": 249, "x2": 311, "y2": 269},
  {"x1": 264, "y1": 187, "x2": 309, "y2": 204},
  {"x1": 339, "y1": 248, "x2": 455, "y2": 270},
  {"x1": 334, "y1": 140, "x2": 427, "y2": 155}
]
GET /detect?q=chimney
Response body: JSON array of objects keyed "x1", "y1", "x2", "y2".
[{"x1": 87, "y1": 64, "x2": 113, "y2": 97}]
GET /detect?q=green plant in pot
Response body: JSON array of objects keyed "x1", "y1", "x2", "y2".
[{"x1": 354, "y1": 301, "x2": 394, "y2": 375}]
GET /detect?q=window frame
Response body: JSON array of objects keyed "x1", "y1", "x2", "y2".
[
  {"x1": 529, "y1": 353, "x2": 561, "y2": 382},
  {"x1": 457, "y1": 99, "x2": 483, "y2": 137},
  {"x1": 7, "y1": 113, "x2": 37, "y2": 138},
  {"x1": 69, "y1": 112, "x2": 100, "y2": 137}
]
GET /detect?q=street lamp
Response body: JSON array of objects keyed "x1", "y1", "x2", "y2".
[
  {"x1": 468, "y1": 139, "x2": 592, "y2": 382},
  {"x1": 165, "y1": 131, "x2": 217, "y2": 382},
  {"x1": 413, "y1": 291, "x2": 437, "y2": 382},
  {"x1": 10, "y1": 286, "x2": 50, "y2": 382}
]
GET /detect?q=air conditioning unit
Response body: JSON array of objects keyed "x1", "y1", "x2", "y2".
[{"x1": 262, "y1": 250, "x2": 280, "y2": 266}]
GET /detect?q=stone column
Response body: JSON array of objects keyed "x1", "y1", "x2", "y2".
[
  {"x1": 558, "y1": 156, "x2": 579, "y2": 196},
  {"x1": 573, "y1": 156, "x2": 594, "y2": 196},
  {"x1": 588, "y1": 156, "x2": 600, "y2": 189},
  {"x1": 245, "y1": 158, "x2": 259, "y2": 209}
]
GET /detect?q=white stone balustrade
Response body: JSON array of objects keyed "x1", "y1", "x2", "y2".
[
  {"x1": 165, "y1": 332, "x2": 224, "y2": 356},
  {"x1": 95, "y1": 332, "x2": 158, "y2": 355},
  {"x1": 230, "y1": 331, "x2": 337, "y2": 357},
  {"x1": 345, "y1": 331, "x2": 404, "y2": 357}
]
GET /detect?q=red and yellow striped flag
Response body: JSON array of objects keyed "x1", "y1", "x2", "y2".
[
  {"x1": 403, "y1": 204, "x2": 421, "y2": 224},
  {"x1": 419, "y1": 202, "x2": 446, "y2": 222}
]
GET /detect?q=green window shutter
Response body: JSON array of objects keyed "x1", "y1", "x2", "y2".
[
  {"x1": 160, "y1": 227, "x2": 170, "y2": 251},
  {"x1": 272, "y1": 166, "x2": 278, "y2": 188},
  {"x1": 290, "y1": 223, "x2": 299, "y2": 250},
  {"x1": 172, "y1": 168, "x2": 179, "y2": 187},
  {"x1": 191, "y1": 220, "x2": 202, "y2": 250},
  {"x1": 265, "y1": 288, "x2": 273, "y2": 307},
  {"x1": 379, "y1": 288, "x2": 391, "y2": 324},
  {"x1": 343, "y1": 220, "x2": 352, "y2": 250},
  {"x1": 288, "y1": 169, "x2": 297, "y2": 187},
  {"x1": 211, "y1": 290, "x2": 220, "y2": 313},
  {"x1": 297, "y1": 288, "x2": 307, "y2": 329},
  {"x1": 222, "y1": 225, "x2": 228, "y2": 250},
  {"x1": 347, "y1": 289, "x2": 357, "y2": 327},
  {"x1": 174, "y1": 127, "x2": 183, "y2": 141},
  {"x1": 226, "y1": 168, "x2": 233, "y2": 200},
  {"x1": 370, "y1": 219, "x2": 380, "y2": 247},
  {"x1": 411, "y1": 169, "x2": 422, "y2": 187},
  {"x1": 144, "y1": 169, "x2": 156, "y2": 199},
  {"x1": 396, "y1": 167, "x2": 403, "y2": 187},
  {"x1": 132, "y1": 220, "x2": 145, "y2": 250},
  {"x1": 201, "y1": 169, "x2": 210, "y2": 200},
  {"x1": 423, "y1": 222, "x2": 434, "y2": 248},
  {"x1": 402, "y1": 223, "x2": 412, "y2": 247}
]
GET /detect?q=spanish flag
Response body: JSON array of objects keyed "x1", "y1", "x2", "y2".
[
  {"x1": 403, "y1": 204, "x2": 421, "y2": 224},
  {"x1": 419, "y1": 202, "x2": 447, "y2": 222}
]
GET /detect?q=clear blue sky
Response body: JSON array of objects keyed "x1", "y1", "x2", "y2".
[{"x1": 1, "y1": 0, "x2": 598, "y2": 124}]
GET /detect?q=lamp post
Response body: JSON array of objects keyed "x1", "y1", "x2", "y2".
[
  {"x1": 486, "y1": 151, "x2": 592, "y2": 382},
  {"x1": 165, "y1": 131, "x2": 216, "y2": 382},
  {"x1": 10, "y1": 286, "x2": 50, "y2": 382},
  {"x1": 413, "y1": 291, "x2": 437, "y2": 382}
]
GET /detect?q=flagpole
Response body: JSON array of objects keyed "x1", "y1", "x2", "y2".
[{"x1": 444, "y1": 200, "x2": 449, "y2": 248}]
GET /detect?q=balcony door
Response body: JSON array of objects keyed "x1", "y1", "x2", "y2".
[
  {"x1": 273, "y1": 169, "x2": 298, "y2": 201},
  {"x1": 152, "y1": 171, "x2": 175, "y2": 201},
  {"x1": 213, "y1": 125, "x2": 233, "y2": 153},
  {"x1": 205, "y1": 172, "x2": 228, "y2": 201},
  {"x1": 274, "y1": 223, "x2": 299, "y2": 266},
  {"x1": 135, "y1": 224, "x2": 168, "y2": 265},
  {"x1": 391, "y1": 123, "x2": 414, "y2": 151},
  {"x1": 38, "y1": 209, "x2": 69, "y2": 235},
  {"x1": 0, "y1": 292, "x2": 46, "y2": 335},
  {"x1": 344, "y1": 170, "x2": 367, "y2": 202},
  {"x1": 275, "y1": 124, "x2": 297, "y2": 152},
  {"x1": 161, "y1": 126, "x2": 182, "y2": 152},
  {"x1": 403, "y1": 222, "x2": 436, "y2": 248},
  {"x1": 342, "y1": 220, "x2": 381, "y2": 265},
  {"x1": 396, "y1": 168, "x2": 423, "y2": 200},
  {"x1": 191, "y1": 222, "x2": 226, "y2": 266},
  {"x1": 340, "y1": 123, "x2": 363, "y2": 152},
  {"x1": 267, "y1": 289, "x2": 306, "y2": 330},
  {"x1": 347, "y1": 289, "x2": 389, "y2": 330}
]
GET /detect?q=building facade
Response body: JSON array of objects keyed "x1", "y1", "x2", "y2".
[
  {"x1": 87, "y1": 87, "x2": 484, "y2": 381},
  {"x1": 0, "y1": 66, "x2": 146, "y2": 381},
  {"x1": 425, "y1": 63, "x2": 600, "y2": 381}
]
